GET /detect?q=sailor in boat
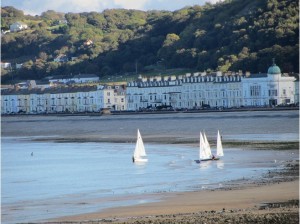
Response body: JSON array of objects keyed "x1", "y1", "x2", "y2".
[
  {"x1": 211, "y1": 154, "x2": 216, "y2": 160},
  {"x1": 132, "y1": 156, "x2": 135, "y2": 163}
]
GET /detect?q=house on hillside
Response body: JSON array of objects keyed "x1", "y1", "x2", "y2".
[
  {"x1": 73, "y1": 74, "x2": 99, "y2": 83},
  {"x1": 10, "y1": 21, "x2": 28, "y2": 32},
  {"x1": 16, "y1": 63, "x2": 23, "y2": 69},
  {"x1": 83, "y1": 39, "x2": 93, "y2": 47},
  {"x1": 49, "y1": 75, "x2": 74, "y2": 85},
  {"x1": 1, "y1": 62, "x2": 11, "y2": 69},
  {"x1": 54, "y1": 54, "x2": 68, "y2": 62}
]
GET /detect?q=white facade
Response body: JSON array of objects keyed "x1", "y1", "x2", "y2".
[
  {"x1": 242, "y1": 62, "x2": 296, "y2": 107},
  {"x1": 1, "y1": 94, "x2": 18, "y2": 114},
  {"x1": 241, "y1": 74, "x2": 269, "y2": 107},
  {"x1": 127, "y1": 62, "x2": 296, "y2": 110},
  {"x1": 49, "y1": 74, "x2": 99, "y2": 84},
  {"x1": 72, "y1": 74, "x2": 99, "y2": 83},
  {"x1": 294, "y1": 80, "x2": 299, "y2": 105},
  {"x1": 10, "y1": 22, "x2": 28, "y2": 32},
  {"x1": 98, "y1": 85, "x2": 127, "y2": 111},
  {"x1": 127, "y1": 73, "x2": 244, "y2": 111},
  {"x1": 1, "y1": 85, "x2": 126, "y2": 114},
  {"x1": 1, "y1": 62, "x2": 297, "y2": 114},
  {"x1": 1, "y1": 62, "x2": 11, "y2": 69}
]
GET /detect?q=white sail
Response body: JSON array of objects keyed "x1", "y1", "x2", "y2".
[
  {"x1": 199, "y1": 132, "x2": 211, "y2": 160},
  {"x1": 133, "y1": 129, "x2": 148, "y2": 162},
  {"x1": 216, "y1": 130, "x2": 224, "y2": 157},
  {"x1": 203, "y1": 132, "x2": 212, "y2": 158}
]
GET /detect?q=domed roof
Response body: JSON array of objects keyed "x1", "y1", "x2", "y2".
[{"x1": 267, "y1": 59, "x2": 281, "y2": 74}]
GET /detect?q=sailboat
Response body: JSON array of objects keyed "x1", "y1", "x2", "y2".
[
  {"x1": 132, "y1": 129, "x2": 148, "y2": 163},
  {"x1": 216, "y1": 130, "x2": 224, "y2": 158},
  {"x1": 195, "y1": 131, "x2": 224, "y2": 163},
  {"x1": 195, "y1": 132, "x2": 212, "y2": 163},
  {"x1": 203, "y1": 132, "x2": 212, "y2": 158}
]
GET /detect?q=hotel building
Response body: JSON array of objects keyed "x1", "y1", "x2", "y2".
[
  {"x1": 126, "y1": 61, "x2": 296, "y2": 110},
  {"x1": 1, "y1": 61, "x2": 297, "y2": 114}
]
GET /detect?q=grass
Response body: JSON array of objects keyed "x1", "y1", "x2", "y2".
[
  {"x1": 101, "y1": 68, "x2": 196, "y2": 83},
  {"x1": 224, "y1": 141, "x2": 299, "y2": 150}
]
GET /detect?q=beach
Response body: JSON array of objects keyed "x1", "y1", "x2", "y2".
[
  {"x1": 51, "y1": 180, "x2": 299, "y2": 223},
  {"x1": 45, "y1": 156, "x2": 299, "y2": 223},
  {"x1": 1, "y1": 110, "x2": 299, "y2": 223}
]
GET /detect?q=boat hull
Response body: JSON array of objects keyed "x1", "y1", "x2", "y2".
[
  {"x1": 135, "y1": 159, "x2": 148, "y2": 162},
  {"x1": 133, "y1": 157, "x2": 148, "y2": 163},
  {"x1": 195, "y1": 158, "x2": 220, "y2": 163}
]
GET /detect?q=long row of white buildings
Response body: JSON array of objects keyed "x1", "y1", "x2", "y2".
[
  {"x1": 1, "y1": 85, "x2": 126, "y2": 114},
  {"x1": 1, "y1": 62, "x2": 298, "y2": 114}
]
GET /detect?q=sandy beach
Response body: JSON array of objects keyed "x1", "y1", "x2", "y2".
[
  {"x1": 50, "y1": 180, "x2": 299, "y2": 223},
  {"x1": 45, "y1": 152, "x2": 299, "y2": 223}
]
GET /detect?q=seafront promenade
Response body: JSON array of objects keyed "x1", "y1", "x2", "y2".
[{"x1": 1, "y1": 105, "x2": 298, "y2": 117}]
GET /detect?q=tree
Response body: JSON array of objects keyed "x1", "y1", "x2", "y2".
[
  {"x1": 162, "y1": 33, "x2": 180, "y2": 47},
  {"x1": 39, "y1": 52, "x2": 48, "y2": 61}
]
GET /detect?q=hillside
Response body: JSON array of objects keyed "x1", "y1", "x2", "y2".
[{"x1": 1, "y1": 0, "x2": 299, "y2": 84}]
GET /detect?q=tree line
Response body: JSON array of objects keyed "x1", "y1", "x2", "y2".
[{"x1": 1, "y1": 0, "x2": 299, "y2": 83}]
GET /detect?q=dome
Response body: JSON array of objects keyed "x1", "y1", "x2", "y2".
[{"x1": 267, "y1": 59, "x2": 281, "y2": 74}]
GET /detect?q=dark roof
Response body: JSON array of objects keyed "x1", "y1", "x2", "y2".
[
  {"x1": 73, "y1": 74, "x2": 98, "y2": 78},
  {"x1": 48, "y1": 75, "x2": 73, "y2": 80},
  {"x1": 1, "y1": 86, "x2": 98, "y2": 95},
  {"x1": 246, "y1": 73, "x2": 268, "y2": 78}
]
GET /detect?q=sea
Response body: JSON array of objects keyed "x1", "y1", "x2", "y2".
[{"x1": 1, "y1": 110, "x2": 299, "y2": 223}]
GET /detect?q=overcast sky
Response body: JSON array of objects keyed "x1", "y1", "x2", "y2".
[{"x1": 2, "y1": 0, "x2": 223, "y2": 15}]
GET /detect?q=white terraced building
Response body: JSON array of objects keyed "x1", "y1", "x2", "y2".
[
  {"x1": 1, "y1": 61, "x2": 297, "y2": 114},
  {"x1": 1, "y1": 85, "x2": 126, "y2": 114},
  {"x1": 126, "y1": 61, "x2": 297, "y2": 110}
]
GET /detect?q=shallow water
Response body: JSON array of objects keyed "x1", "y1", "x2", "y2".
[{"x1": 1, "y1": 137, "x2": 298, "y2": 223}]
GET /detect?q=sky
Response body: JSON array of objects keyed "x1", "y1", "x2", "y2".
[{"x1": 1, "y1": 0, "x2": 223, "y2": 15}]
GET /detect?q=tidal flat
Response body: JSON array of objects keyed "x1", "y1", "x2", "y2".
[{"x1": 1, "y1": 110, "x2": 299, "y2": 223}]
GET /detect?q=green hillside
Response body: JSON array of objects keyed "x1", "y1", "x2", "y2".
[{"x1": 1, "y1": 0, "x2": 299, "y2": 84}]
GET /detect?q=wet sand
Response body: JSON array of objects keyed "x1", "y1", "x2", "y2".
[
  {"x1": 43, "y1": 159, "x2": 299, "y2": 223},
  {"x1": 1, "y1": 113, "x2": 299, "y2": 148},
  {"x1": 50, "y1": 180, "x2": 299, "y2": 223}
]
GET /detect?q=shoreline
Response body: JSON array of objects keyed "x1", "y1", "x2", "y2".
[
  {"x1": 18, "y1": 136, "x2": 300, "y2": 150},
  {"x1": 44, "y1": 160, "x2": 299, "y2": 223},
  {"x1": 1, "y1": 106, "x2": 298, "y2": 117},
  {"x1": 46, "y1": 180, "x2": 299, "y2": 223}
]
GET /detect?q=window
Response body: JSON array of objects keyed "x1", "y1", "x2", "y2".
[
  {"x1": 250, "y1": 85, "x2": 261, "y2": 97},
  {"x1": 269, "y1": 89, "x2": 277, "y2": 96}
]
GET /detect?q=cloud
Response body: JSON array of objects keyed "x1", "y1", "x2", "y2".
[
  {"x1": 113, "y1": 0, "x2": 149, "y2": 10},
  {"x1": 1, "y1": 0, "x2": 224, "y2": 15}
]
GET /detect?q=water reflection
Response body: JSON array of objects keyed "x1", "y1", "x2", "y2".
[{"x1": 216, "y1": 160, "x2": 224, "y2": 169}]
